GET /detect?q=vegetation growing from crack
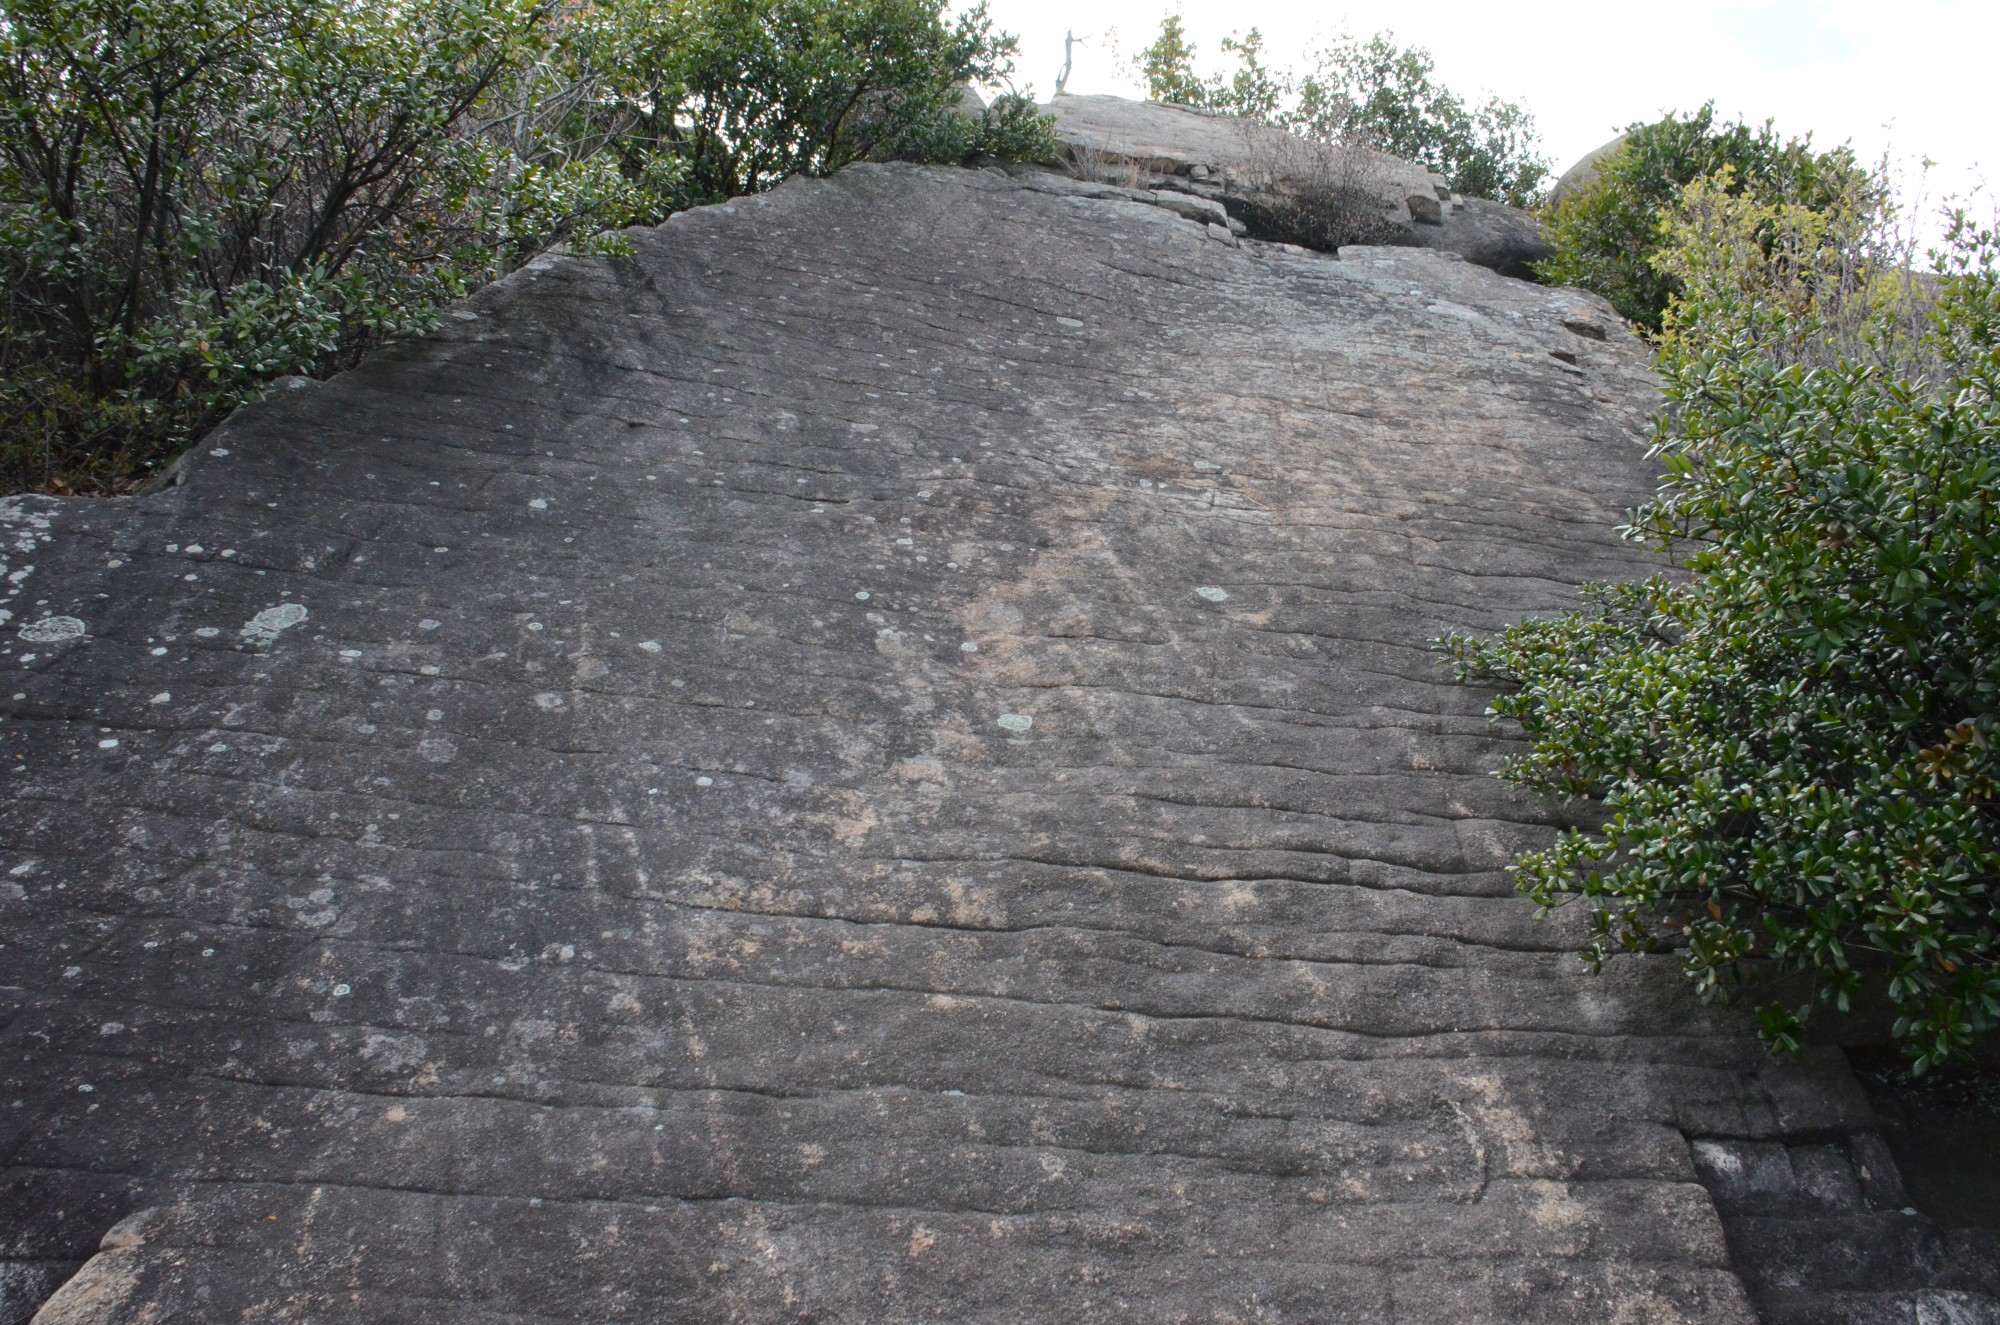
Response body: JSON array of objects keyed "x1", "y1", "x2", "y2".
[
  {"x1": 0, "y1": 0, "x2": 1055, "y2": 494},
  {"x1": 1445, "y1": 174, "x2": 2000, "y2": 1073}
]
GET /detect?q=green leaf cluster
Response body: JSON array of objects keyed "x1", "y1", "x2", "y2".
[
  {"x1": 560, "y1": 0, "x2": 1051, "y2": 205},
  {"x1": 1131, "y1": 17, "x2": 1547, "y2": 208},
  {"x1": 1444, "y1": 196, "x2": 2000, "y2": 1072},
  {"x1": 0, "y1": 0, "x2": 1051, "y2": 493},
  {"x1": 1535, "y1": 104, "x2": 1864, "y2": 332}
]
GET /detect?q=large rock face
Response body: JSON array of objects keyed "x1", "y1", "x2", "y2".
[{"x1": 1, "y1": 161, "x2": 1993, "y2": 1323}]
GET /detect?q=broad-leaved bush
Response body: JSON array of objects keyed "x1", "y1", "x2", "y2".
[{"x1": 1445, "y1": 183, "x2": 2000, "y2": 1073}]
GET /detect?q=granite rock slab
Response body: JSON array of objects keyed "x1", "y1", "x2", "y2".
[{"x1": 1, "y1": 161, "x2": 1986, "y2": 1323}]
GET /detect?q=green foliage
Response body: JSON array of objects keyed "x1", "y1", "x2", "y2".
[
  {"x1": 0, "y1": 0, "x2": 1049, "y2": 493},
  {"x1": 1134, "y1": 13, "x2": 1207, "y2": 109},
  {"x1": 1290, "y1": 33, "x2": 1545, "y2": 208},
  {"x1": 0, "y1": 0, "x2": 619, "y2": 490},
  {"x1": 1535, "y1": 104, "x2": 1864, "y2": 332},
  {"x1": 1131, "y1": 17, "x2": 1547, "y2": 208},
  {"x1": 1444, "y1": 194, "x2": 2000, "y2": 1073},
  {"x1": 568, "y1": 0, "x2": 1051, "y2": 205}
]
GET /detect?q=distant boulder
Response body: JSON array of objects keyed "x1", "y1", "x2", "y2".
[
  {"x1": 1401, "y1": 196, "x2": 1552, "y2": 281},
  {"x1": 1548, "y1": 134, "x2": 1627, "y2": 206}
]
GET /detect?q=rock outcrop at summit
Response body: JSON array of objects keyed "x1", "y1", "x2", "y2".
[
  {"x1": 2, "y1": 140, "x2": 1995, "y2": 1324},
  {"x1": 1042, "y1": 94, "x2": 1554, "y2": 278}
]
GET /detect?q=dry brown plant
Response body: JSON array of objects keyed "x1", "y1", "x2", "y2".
[{"x1": 1226, "y1": 121, "x2": 1399, "y2": 250}]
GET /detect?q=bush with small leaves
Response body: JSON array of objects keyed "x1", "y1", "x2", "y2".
[
  {"x1": 1132, "y1": 17, "x2": 1547, "y2": 208},
  {"x1": 0, "y1": 0, "x2": 1050, "y2": 494}
]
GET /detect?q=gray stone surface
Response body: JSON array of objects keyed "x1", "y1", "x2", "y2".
[
  {"x1": 0, "y1": 160, "x2": 1990, "y2": 1322},
  {"x1": 1401, "y1": 197, "x2": 1554, "y2": 282}
]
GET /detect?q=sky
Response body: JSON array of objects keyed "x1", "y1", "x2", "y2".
[{"x1": 979, "y1": 0, "x2": 1994, "y2": 239}]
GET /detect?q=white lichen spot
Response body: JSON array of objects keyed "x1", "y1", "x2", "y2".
[
  {"x1": 960, "y1": 641, "x2": 979, "y2": 653},
  {"x1": 854, "y1": 590, "x2": 871, "y2": 601},
  {"x1": 1690, "y1": 1140, "x2": 1744, "y2": 1178},
  {"x1": 426, "y1": 709, "x2": 444, "y2": 722},
  {"x1": 996, "y1": 713, "x2": 1033, "y2": 733},
  {"x1": 148, "y1": 692, "x2": 170, "y2": 705},
  {"x1": 694, "y1": 775, "x2": 714, "y2": 787},
  {"x1": 185, "y1": 544, "x2": 204, "y2": 554},
  {"x1": 1056, "y1": 316, "x2": 1084, "y2": 328},
  {"x1": 194, "y1": 627, "x2": 220, "y2": 639},
  {"x1": 418, "y1": 618, "x2": 441, "y2": 631},
  {"x1": 209, "y1": 447, "x2": 230, "y2": 457},
  {"x1": 529, "y1": 498, "x2": 549, "y2": 510},
  {"x1": 1195, "y1": 586, "x2": 1229, "y2": 602},
  {"x1": 1193, "y1": 460, "x2": 1221, "y2": 471},
  {"x1": 240, "y1": 602, "x2": 307, "y2": 647},
  {"x1": 96, "y1": 738, "x2": 118, "y2": 749},
  {"x1": 638, "y1": 640, "x2": 662, "y2": 653},
  {"x1": 534, "y1": 693, "x2": 565, "y2": 710},
  {"x1": 19, "y1": 615, "x2": 85, "y2": 644},
  {"x1": 331, "y1": 983, "x2": 351, "y2": 996},
  {"x1": 895, "y1": 538, "x2": 914, "y2": 546},
  {"x1": 339, "y1": 649, "x2": 364, "y2": 659}
]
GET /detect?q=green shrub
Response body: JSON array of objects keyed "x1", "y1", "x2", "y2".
[
  {"x1": 0, "y1": 0, "x2": 1050, "y2": 494},
  {"x1": 1444, "y1": 187, "x2": 2000, "y2": 1073},
  {"x1": 1534, "y1": 104, "x2": 1864, "y2": 332},
  {"x1": 0, "y1": 0, "x2": 622, "y2": 491},
  {"x1": 1288, "y1": 33, "x2": 1545, "y2": 209},
  {"x1": 565, "y1": 0, "x2": 1053, "y2": 205},
  {"x1": 1132, "y1": 17, "x2": 1547, "y2": 208}
]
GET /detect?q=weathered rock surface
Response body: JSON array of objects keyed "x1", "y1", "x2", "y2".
[
  {"x1": 0, "y1": 161, "x2": 1992, "y2": 1323},
  {"x1": 1400, "y1": 197, "x2": 1553, "y2": 281},
  {"x1": 1043, "y1": 94, "x2": 1552, "y2": 278}
]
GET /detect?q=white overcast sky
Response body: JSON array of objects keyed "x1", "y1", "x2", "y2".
[{"x1": 981, "y1": 0, "x2": 1994, "y2": 233}]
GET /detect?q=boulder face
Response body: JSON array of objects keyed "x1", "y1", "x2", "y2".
[
  {"x1": 2, "y1": 158, "x2": 1995, "y2": 1325},
  {"x1": 1043, "y1": 93, "x2": 1551, "y2": 278},
  {"x1": 1548, "y1": 133, "x2": 1628, "y2": 207}
]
